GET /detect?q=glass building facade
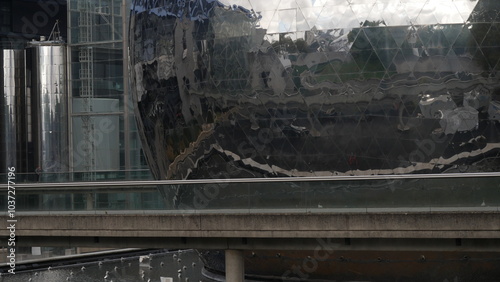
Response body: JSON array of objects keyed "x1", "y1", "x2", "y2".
[
  {"x1": 0, "y1": 0, "x2": 11, "y2": 33},
  {"x1": 1, "y1": 0, "x2": 151, "y2": 181},
  {"x1": 68, "y1": 0, "x2": 150, "y2": 180}
]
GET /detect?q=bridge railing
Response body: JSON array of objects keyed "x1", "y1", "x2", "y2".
[
  {"x1": 1, "y1": 173, "x2": 499, "y2": 213},
  {"x1": 0, "y1": 169, "x2": 153, "y2": 183}
]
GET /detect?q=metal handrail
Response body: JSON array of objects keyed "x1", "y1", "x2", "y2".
[{"x1": 2, "y1": 172, "x2": 499, "y2": 190}]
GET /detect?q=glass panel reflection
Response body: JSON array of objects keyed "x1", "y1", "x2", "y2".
[
  {"x1": 129, "y1": 0, "x2": 500, "y2": 185},
  {"x1": 2, "y1": 176, "x2": 498, "y2": 212}
]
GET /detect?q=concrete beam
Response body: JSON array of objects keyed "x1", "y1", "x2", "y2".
[
  {"x1": 2, "y1": 211, "x2": 500, "y2": 237},
  {"x1": 1, "y1": 211, "x2": 499, "y2": 249},
  {"x1": 10, "y1": 236, "x2": 500, "y2": 251}
]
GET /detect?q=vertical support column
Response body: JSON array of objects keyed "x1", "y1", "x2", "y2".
[
  {"x1": 67, "y1": 44, "x2": 74, "y2": 181},
  {"x1": 122, "y1": 0, "x2": 130, "y2": 179},
  {"x1": 225, "y1": 249, "x2": 245, "y2": 282},
  {"x1": 86, "y1": 193, "x2": 94, "y2": 210}
]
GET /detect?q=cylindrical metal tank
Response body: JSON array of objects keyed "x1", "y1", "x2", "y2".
[
  {"x1": 0, "y1": 49, "x2": 26, "y2": 174},
  {"x1": 28, "y1": 41, "x2": 69, "y2": 180}
]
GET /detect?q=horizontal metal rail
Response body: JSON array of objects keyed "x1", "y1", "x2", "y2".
[
  {"x1": 2, "y1": 172, "x2": 499, "y2": 190},
  {"x1": 6, "y1": 186, "x2": 159, "y2": 193}
]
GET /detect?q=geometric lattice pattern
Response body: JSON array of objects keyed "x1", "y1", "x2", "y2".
[{"x1": 130, "y1": 0, "x2": 500, "y2": 179}]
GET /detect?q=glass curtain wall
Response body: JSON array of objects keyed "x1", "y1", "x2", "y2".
[
  {"x1": 68, "y1": 0, "x2": 150, "y2": 180},
  {"x1": 0, "y1": 0, "x2": 11, "y2": 33}
]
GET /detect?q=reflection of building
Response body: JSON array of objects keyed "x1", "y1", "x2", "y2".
[{"x1": 131, "y1": 0, "x2": 500, "y2": 181}]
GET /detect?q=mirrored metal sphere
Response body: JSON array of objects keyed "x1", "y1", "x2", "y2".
[{"x1": 130, "y1": 0, "x2": 500, "y2": 180}]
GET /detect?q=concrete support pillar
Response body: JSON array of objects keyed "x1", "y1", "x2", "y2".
[
  {"x1": 225, "y1": 249, "x2": 244, "y2": 282},
  {"x1": 86, "y1": 193, "x2": 94, "y2": 210}
]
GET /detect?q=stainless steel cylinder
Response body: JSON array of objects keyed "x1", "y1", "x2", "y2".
[
  {"x1": 0, "y1": 49, "x2": 26, "y2": 173},
  {"x1": 28, "y1": 42, "x2": 69, "y2": 178}
]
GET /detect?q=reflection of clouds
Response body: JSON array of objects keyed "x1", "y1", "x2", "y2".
[
  {"x1": 283, "y1": 0, "x2": 473, "y2": 34},
  {"x1": 377, "y1": 2, "x2": 409, "y2": 26},
  {"x1": 232, "y1": 0, "x2": 477, "y2": 33},
  {"x1": 276, "y1": 9, "x2": 296, "y2": 33},
  {"x1": 133, "y1": 0, "x2": 477, "y2": 34}
]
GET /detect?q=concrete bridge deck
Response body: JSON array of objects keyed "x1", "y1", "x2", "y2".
[
  {"x1": 1, "y1": 174, "x2": 500, "y2": 281},
  {"x1": 1, "y1": 173, "x2": 499, "y2": 249},
  {"x1": 2, "y1": 210, "x2": 499, "y2": 251}
]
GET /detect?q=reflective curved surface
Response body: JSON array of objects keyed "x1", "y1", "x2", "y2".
[
  {"x1": 29, "y1": 42, "x2": 69, "y2": 180},
  {"x1": 130, "y1": 0, "x2": 500, "y2": 180},
  {"x1": 0, "y1": 50, "x2": 25, "y2": 173}
]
